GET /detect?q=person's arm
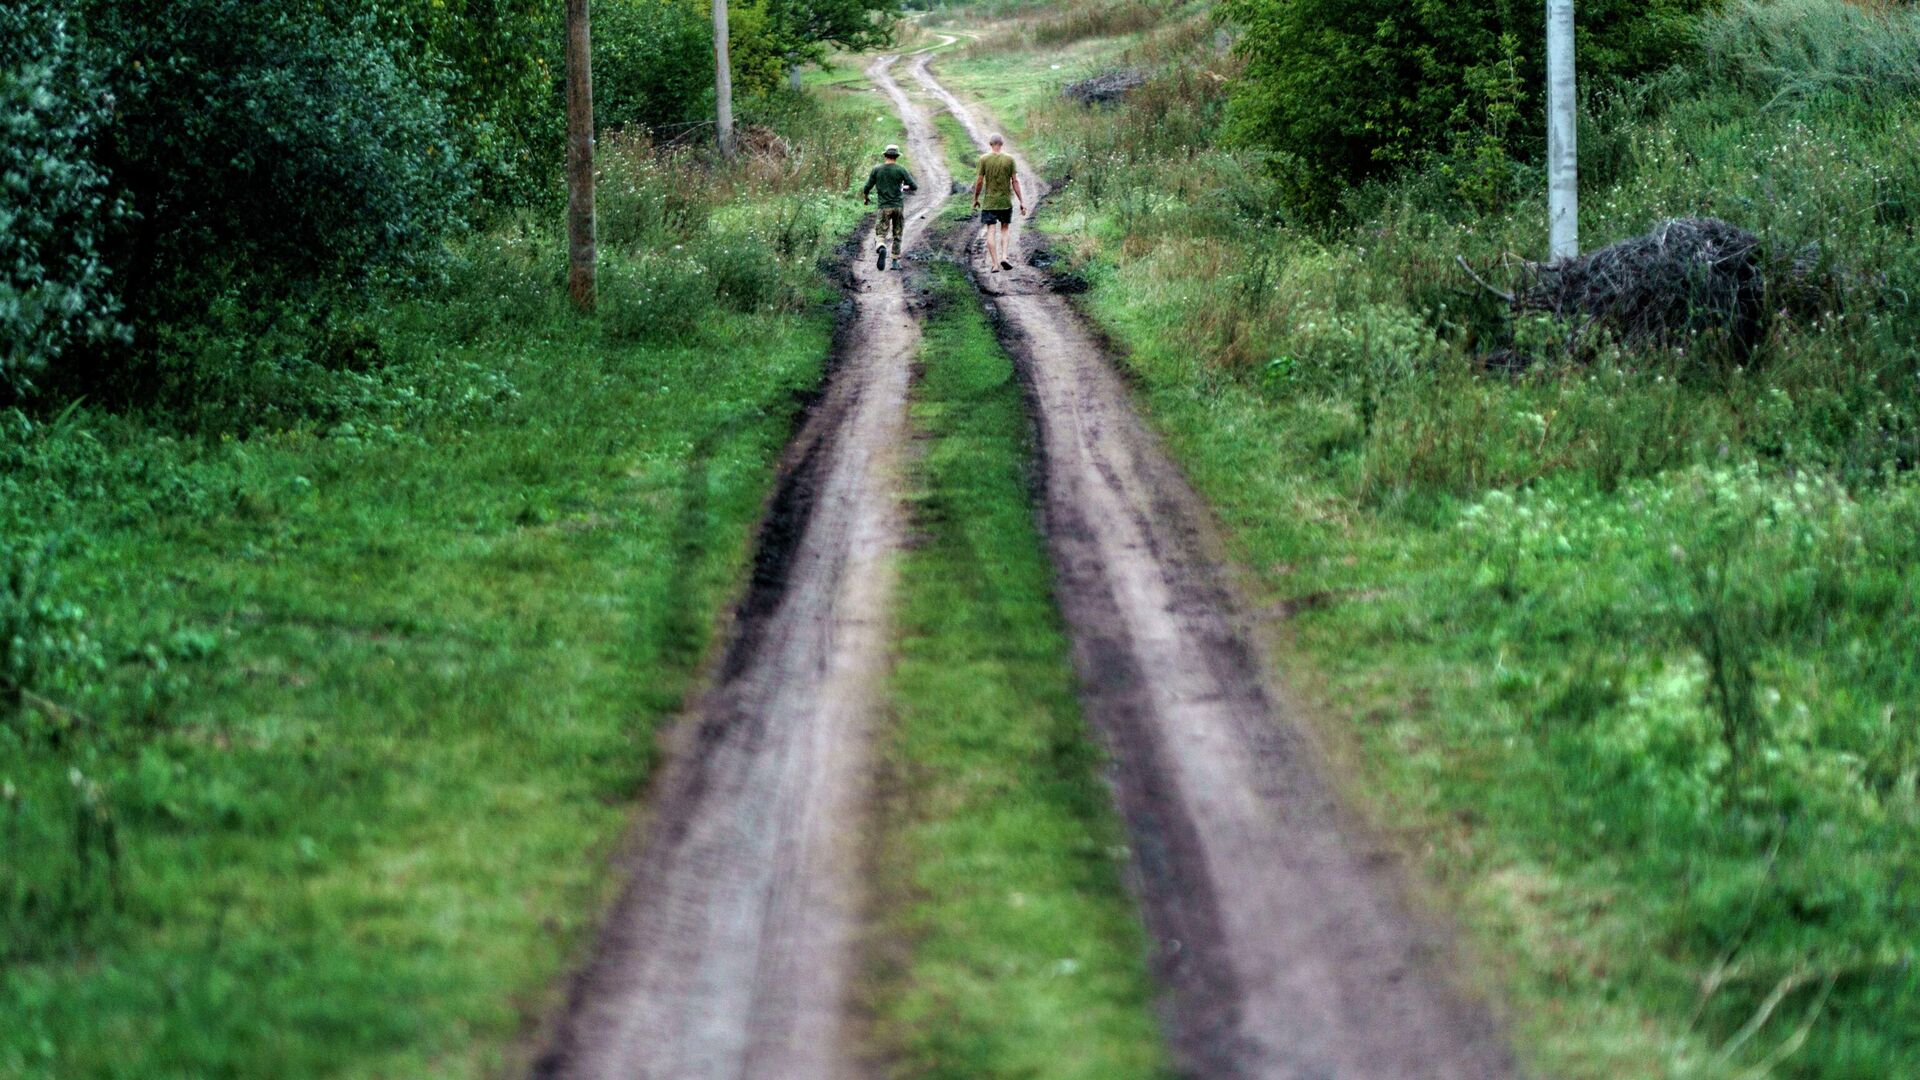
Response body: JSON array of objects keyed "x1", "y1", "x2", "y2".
[
  {"x1": 902, "y1": 169, "x2": 918, "y2": 193},
  {"x1": 862, "y1": 168, "x2": 876, "y2": 204},
  {"x1": 971, "y1": 163, "x2": 985, "y2": 208},
  {"x1": 1011, "y1": 174, "x2": 1026, "y2": 213}
]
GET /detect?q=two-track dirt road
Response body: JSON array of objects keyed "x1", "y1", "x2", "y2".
[
  {"x1": 908, "y1": 58, "x2": 1517, "y2": 1080},
  {"x1": 531, "y1": 52, "x2": 951, "y2": 1080},
  {"x1": 535, "y1": 44, "x2": 1515, "y2": 1080}
]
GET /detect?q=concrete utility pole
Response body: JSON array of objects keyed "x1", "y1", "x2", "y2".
[
  {"x1": 565, "y1": 0, "x2": 596, "y2": 311},
  {"x1": 1546, "y1": 0, "x2": 1578, "y2": 261},
  {"x1": 714, "y1": 0, "x2": 737, "y2": 158}
]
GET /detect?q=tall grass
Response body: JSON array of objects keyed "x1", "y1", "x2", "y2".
[{"x1": 959, "y1": 0, "x2": 1920, "y2": 1072}]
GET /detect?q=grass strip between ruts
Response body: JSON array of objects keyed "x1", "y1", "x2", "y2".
[{"x1": 869, "y1": 263, "x2": 1171, "y2": 1080}]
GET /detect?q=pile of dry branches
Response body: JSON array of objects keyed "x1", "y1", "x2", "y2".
[{"x1": 1516, "y1": 217, "x2": 1770, "y2": 359}]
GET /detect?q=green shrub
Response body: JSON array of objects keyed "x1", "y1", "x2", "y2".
[
  {"x1": 0, "y1": 2, "x2": 127, "y2": 400},
  {"x1": 599, "y1": 256, "x2": 716, "y2": 344},
  {"x1": 1218, "y1": 0, "x2": 1713, "y2": 215},
  {"x1": 594, "y1": 0, "x2": 720, "y2": 133},
  {"x1": 699, "y1": 235, "x2": 786, "y2": 313},
  {"x1": 0, "y1": 538, "x2": 100, "y2": 716},
  {"x1": 78, "y1": 0, "x2": 470, "y2": 346},
  {"x1": 347, "y1": 0, "x2": 564, "y2": 206}
]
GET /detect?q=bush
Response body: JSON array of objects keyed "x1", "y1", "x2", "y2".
[
  {"x1": 699, "y1": 235, "x2": 786, "y2": 313},
  {"x1": 0, "y1": 2, "x2": 127, "y2": 400},
  {"x1": 0, "y1": 537, "x2": 101, "y2": 717},
  {"x1": 78, "y1": 0, "x2": 470, "y2": 348},
  {"x1": 599, "y1": 256, "x2": 716, "y2": 344},
  {"x1": 348, "y1": 0, "x2": 564, "y2": 206},
  {"x1": 594, "y1": 0, "x2": 719, "y2": 134},
  {"x1": 1218, "y1": 0, "x2": 1713, "y2": 215}
]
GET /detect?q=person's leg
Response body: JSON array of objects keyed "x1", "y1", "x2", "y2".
[{"x1": 890, "y1": 210, "x2": 904, "y2": 266}]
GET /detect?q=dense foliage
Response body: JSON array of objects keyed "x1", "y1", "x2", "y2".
[
  {"x1": 82, "y1": 1, "x2": 470, "y2": 322},
  {"x1": 1218, "y1": 0, "x2": 1713, "y2": 215},
  {"x1": 595, "y1": 0, "x2": 730, "y2": 133},
  {"x1": 593, "y1": 0, "x2": 895, "y2": 135},
  {"x1": 0, "y1": 2, "x2": 125, "y2": 400},
  {"x1": 347, "y1": 0, "x2": 563, "y2": 205},
  {"x1": 1006, "y1": 0, "x2": 1919, "y2": 1071}
]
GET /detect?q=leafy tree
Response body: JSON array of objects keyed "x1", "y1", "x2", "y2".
[
  {"x1": 0, "y1": 1, "x2": 126, "y2": 400},
  {"x1": 338, "y1": 0, "x2": 562, "y2": 205},
  {"x1": 766, "y1": 0, "x2": 897, "y2": 81},
  {"x1": 593, "y1": 0, "x2": 788, "y2": 136},
  {"x1": 1219, "y1": 0, "x2": 1711, "y2": 216},
  {"x1": 79, "y1": 1, "x2": 470, "y2": 326},
  {"x1": 594, "y1": 0, "x2": 718, "y2": 133}
]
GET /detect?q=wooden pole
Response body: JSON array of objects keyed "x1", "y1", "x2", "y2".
[
  {"x1": 565, "y1": 0, "x2": 597, "y2": 311},
  {"x1": 714, "y1": 0, "x2": 737, "y2": 158},
  {"x1": 1546, "y1": 0, "x2": 1578, "y2": 261}
]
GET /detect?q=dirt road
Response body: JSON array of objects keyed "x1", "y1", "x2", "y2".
[
  {"x1": 909, "y1": 59, "x2": 1519, "y2": 1080},
  {"x1": 531, "y1": 53, "x2": 952, "y2": 1080}
]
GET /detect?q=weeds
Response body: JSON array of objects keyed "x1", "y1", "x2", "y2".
[{"x1": 942, "y1": 0, "x2": 1920, "y2": 1071}]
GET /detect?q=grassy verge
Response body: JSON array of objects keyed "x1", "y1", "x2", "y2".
[
  {"x1": 942, "y1": 2, "x2": 1920, "y2": 1076},
  {"x1": 0, "y1": 303, "x2": 835, "y2": 1080},
  {"x1": 871, "y1": 263, "x2": 1170, "y2": 1080},
  {"x1": 1, "y1": 90, "x2": 872, "y2": 1077}
]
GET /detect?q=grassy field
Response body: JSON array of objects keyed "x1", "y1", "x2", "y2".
[
  {"x1": 934, "y1": 1, "x2": 1920, "y2": 1076},
  {"x1": 1, "y1": 88, "x2": 873, "y2": 1078},
  {"x1": 870, "y1": 262, "x2": 1170, "y2": 1079}
]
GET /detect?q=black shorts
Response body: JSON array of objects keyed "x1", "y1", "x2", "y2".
[{"x1": 980, "y1": 207, "x2": 1013, "y2": 226}]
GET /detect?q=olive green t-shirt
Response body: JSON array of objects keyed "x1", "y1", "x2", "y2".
[
  {"x1": 977, "y1": 152, "x2": 1017, "y2": 211},
  {"x1": 863, "y1": 161, "x2": 918, "y2": 209}
]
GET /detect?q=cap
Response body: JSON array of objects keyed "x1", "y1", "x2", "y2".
[{"x1": 884, "y1": 144, "x2": 901, "y2": 155}]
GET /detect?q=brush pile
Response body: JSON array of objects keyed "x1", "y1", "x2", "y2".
[
  {"x1": 1516, "y1": 217, "x2": 1770, "y2": 359},
  {"x1": 1063, "y1": 69, "x2": 1146, "y2": 106}
]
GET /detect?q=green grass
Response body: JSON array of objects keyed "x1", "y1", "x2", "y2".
[
  {"x1": 944, "y1": 0, "x2": 1920, "y2": 1075},
  {"x1": 0, "y1": 304, "x2": 833, "y2": 1079},
  {"x1": 871, "y1": 263, "x2": 1171, "y2": 1080},
  {"x1": 0, "y1": 83, "x2": 878, "y2": 1073}
]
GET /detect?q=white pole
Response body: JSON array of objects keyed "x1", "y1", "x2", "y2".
[{"x1": 1546, "y1": 0, "x2": 1578, "y2": 261}]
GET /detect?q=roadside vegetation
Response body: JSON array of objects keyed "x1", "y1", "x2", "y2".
[
  {"x1": 874, "y1": 262, "x2": 1169, "y2": 1080},
  {"x1": 2, "y1": 1, "x2": 887, "y2": 1074},
  {"x1": 935, "y1": 0, "x2": 1919, "y2": 1075}
]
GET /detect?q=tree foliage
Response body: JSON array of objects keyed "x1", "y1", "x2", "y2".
[
  {"x1": 1218, "y1": 0, "x2": 1712, "y2": 215},
  {"x1": 78, "y1": 0, "x2": 471, "y2": 327},
  {"x1": 594, "y1": 0, "x2": 727, "y2": 133},
  {"x1": 344, "y1": 0, "x2": 562, "y2": 204},
  {"x1": 0, "y1": 2, "x2": 126, "y2": 400},
  {"x1": 593, "y1": 0, "x2": 896, "y2": 135},
  {"x1": 767, "y1": 0, "x2": 897, "y2": 69}
]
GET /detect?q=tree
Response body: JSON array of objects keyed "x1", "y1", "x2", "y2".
[
  {"x1": 0, "y1": 0, "x2": 125, "y2": 399},
  {"x1": 1218, "y1": 0, "x2": 1710, "y2": 216},
  {"x1": 765, "y1": 0, "x2": 896, "y2": 87}
]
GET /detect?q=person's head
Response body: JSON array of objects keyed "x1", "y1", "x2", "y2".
[
  {"x1": 989, "y1": 134, "x2": 1005, "y2": 150},
  {"x1": 883, "y1": 143, "x2": 901, "y2": 161}
]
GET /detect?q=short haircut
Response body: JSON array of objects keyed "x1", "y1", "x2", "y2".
[{"x1": 989, "y1": 134, "x2": 1004, "y2": 147}]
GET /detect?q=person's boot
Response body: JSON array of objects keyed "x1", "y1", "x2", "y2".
[{"x1": 876, "y1": 243, "x2": 887, "y2": 271}]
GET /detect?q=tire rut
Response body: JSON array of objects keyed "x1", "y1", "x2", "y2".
[
  {"x1": 531, "y1": 52, "x2": 954, "y2": 1080},
  {"x1": 907, "y1": 56, "x2": 1520, "y2": 1080}
]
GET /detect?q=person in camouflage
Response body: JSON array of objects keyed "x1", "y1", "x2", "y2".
[{"x1": 861, "y1": 144, "x2": 918, "y2": 271}]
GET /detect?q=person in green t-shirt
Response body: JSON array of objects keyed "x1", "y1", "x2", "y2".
[
  {"x1": 970, "y1": 134, "x2": 1026, "y2": 274},
  {"x1": 861, "y1": 144, "x2": 918, "y2": 271}
]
